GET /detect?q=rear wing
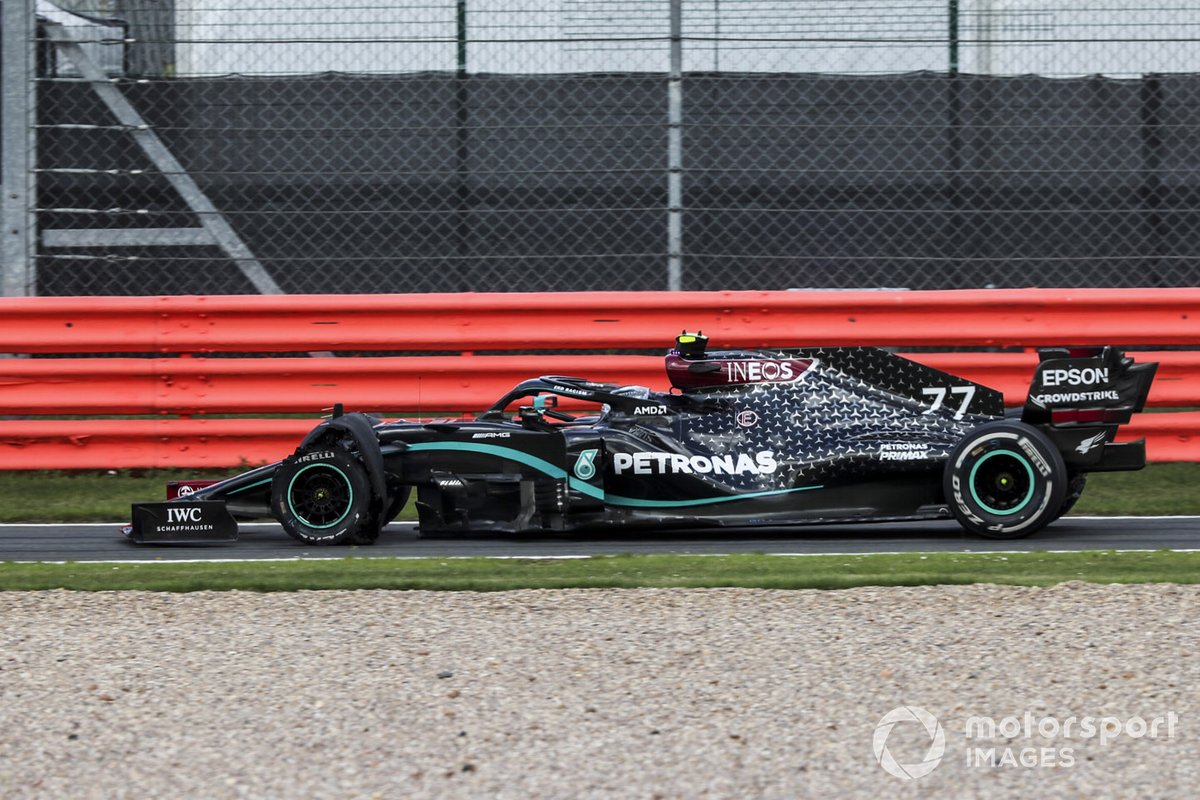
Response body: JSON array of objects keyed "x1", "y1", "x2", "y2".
[
  {"x1": 1022, "y1": 346, "x2": 1157, "y2": 426},
  {"x1": 1022, "y1": 347, "x2": 1157, "y2": 473}
]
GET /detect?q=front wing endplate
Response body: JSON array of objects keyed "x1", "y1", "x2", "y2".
[{"x1": 127, "y1": 501, "x2": 239, "y2": 543}]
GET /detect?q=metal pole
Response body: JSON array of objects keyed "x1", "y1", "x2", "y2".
[
  {"x1": 456, "y1": 0, "x2": 467, "y2": 74},
  {"x1": 974, "y1": 0, "x2": 994, "y2": 75},
  {"x1": 666, "y1": 0, "x2": 683, "y2": 290},
  {"x1": 948, "y1": 0, "x2": 960, "y2": 75},
  {"x1": 946, "y1": 0, "x2": 963, "y2": 285},
  {"x1": 2, "y1": 0, "x2": 37, "y2": 296},
  {"x1": 713, "y1": 0, "x2": 719, "y2": 72},
  {"x1": 454, "y1": 0, "x2": 471, "y2": 286}
]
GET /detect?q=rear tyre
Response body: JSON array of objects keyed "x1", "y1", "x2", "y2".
[
  {"x1": 944, "y1": 421, "x2": 1067, "y2": 539},
  {"x1": 1054, "y1": 473, "x2": 1088, "y2": 521},
  {"x1": 271, "y1": 447, "x2": 379, "y2": 545}
]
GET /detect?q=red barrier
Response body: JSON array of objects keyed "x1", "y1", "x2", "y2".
[
  {"x1": 1, "y1": 351, "x2": 1195, "y2": 414},
  {"x1": 3, "y1": 412, "x2": 1195, "y2": 469},
  {"x1": 0, "y1": 419, "x2": 312, "y2": 470},
  {"x1": 0, "y1": 289, "x2": 1195, "y2": 468},
  {"x1": 1120, "y1": 412, "x2": 1200, "y2": 462},
  {"x1": 3, "y1": 288, "x2": 1200, "y2": 353},
  {"x1": 0, "y1": 355, "x2": 661, "y2": 414}
]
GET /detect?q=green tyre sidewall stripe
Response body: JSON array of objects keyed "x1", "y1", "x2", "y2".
[
  {"x1": 968, "y1": 448, "x2": 1036, "y2": 517},
  {"x1": 287, "y1": 463, "x2": 354, "y2": 530},
  {"x1": 944, "y1": 421, "x2": 1067, "y2": 539}
]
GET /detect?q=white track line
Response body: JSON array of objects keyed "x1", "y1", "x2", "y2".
[
  {"x1": 11, "y1": 548, "x2": 1200, "y2": 565},
  {"x1": 4, "y1": 517, "x2": 1198, "y2": 564},
  {"x1": 4, "y1": 515, "x2": 1199, "y2": 529}
]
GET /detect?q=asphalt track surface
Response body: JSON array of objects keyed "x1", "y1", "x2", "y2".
[{"x1": 2, "y1": 517, "x2": 1199, "y2": 562}]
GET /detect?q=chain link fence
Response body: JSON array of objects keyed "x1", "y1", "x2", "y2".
[{"x1": 4, "y1": 1, "x2": 1200, "y2": 295}]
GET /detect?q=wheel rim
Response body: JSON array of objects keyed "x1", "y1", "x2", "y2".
[
  {"x1": 287, "y1": 464, "x2": 354, "y2": 529},
  {"x1": 968, "y1": 449, "x2": 1035, "y2": 516}
]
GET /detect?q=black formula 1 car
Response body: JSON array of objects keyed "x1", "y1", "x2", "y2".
[{"x1": 128, "y1": 333, "x2": 1156, "y2": 543}]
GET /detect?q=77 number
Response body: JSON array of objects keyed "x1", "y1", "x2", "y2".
[{"x1": 921, "y1": 385, "x2": 976, "y2": 420}]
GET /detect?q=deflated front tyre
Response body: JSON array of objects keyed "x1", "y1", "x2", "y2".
[
  {"x1": 943, "y1": 420, "x2": 1067, "y2": 539},
  {"x1": 271, "y1": 446, "x2": 379, "y2": 545}
]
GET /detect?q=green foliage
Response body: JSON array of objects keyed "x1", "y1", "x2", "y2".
[
  {"x1": 0, "y1": 550, "x2": 1197, "y2": 592},
  {"x1": 1071, "y1": 463, "x2": 1200, "y2": 516}
]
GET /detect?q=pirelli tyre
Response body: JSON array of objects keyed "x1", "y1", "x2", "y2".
[
  {"x1": 1054, "y1": 473, "x2": 1089, "y2": 521},
  {"x1": 943, "y1": 421, "x2": 1067, "y2": 539},
  {"x1": 271, "y1": 447, "x2": 380, "y2": 545}
]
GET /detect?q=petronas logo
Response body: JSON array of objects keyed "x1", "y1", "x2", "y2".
[{"x1": 573, "y1": 448, "x2": 599, "y2": 481}]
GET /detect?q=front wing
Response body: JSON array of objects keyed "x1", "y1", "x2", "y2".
[{"x1": 126, "y1": 501, "x2": 239, "y2": 543}]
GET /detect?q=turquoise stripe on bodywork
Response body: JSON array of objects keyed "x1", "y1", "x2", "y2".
[
  {"x1": 408, "y1": 442, "x2": 569, "y2": 479},
  {"x1": 406, "y1": 441, "x2": 821, "y2": 509},
  {"x1": 606, "y1": 484, "x2": 821, "y2": 508},
  {"x1": 228, "y1": 477, "x2": 272, "y2": 495}
]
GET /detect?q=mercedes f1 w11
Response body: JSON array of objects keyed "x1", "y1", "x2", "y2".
[{"x1": 128, "y1": 334, "x2": 1156, "y2": 543}]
